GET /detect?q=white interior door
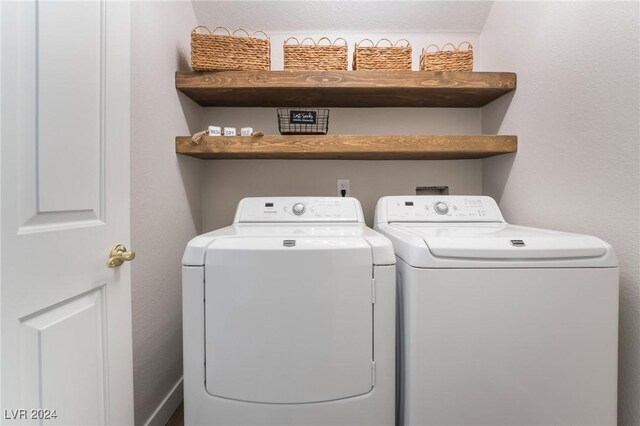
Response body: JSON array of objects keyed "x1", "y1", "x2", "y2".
[{"x1": 1, "y1": 1, "x2": 133, "y2": 425}]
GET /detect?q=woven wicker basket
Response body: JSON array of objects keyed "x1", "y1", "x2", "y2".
[
  {"x1": 191, "y1": 26, "x2": 270, "y2": 71},
  {"x1": 353, "y1": 39, "x2": 412, "y2": 71},
  {"x1": 420, "y1": 42, "x2": 473, "y2": 72},
  {"x1": 284, "y1": 37, "x2": 348, "y2": 71}
]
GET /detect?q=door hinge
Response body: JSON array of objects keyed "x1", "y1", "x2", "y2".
[
  {"x1": 371, "y1": 361, "x2": 376, "y2": 387},
  {"x1": 371, "y1": 278, "x2": 376, "y2": 304}
]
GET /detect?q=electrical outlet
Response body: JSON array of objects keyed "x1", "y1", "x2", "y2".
[{"x1": 337, "y1": 179, "x2": 350, "y2": 197}]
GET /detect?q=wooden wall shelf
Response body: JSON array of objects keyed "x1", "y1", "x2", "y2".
[
  {"x1": 176, "y1": 71, "x2": 516, "y2": 108},
  {"x1": 175, "y1": 135, "x2": 517, "y2": 160}
]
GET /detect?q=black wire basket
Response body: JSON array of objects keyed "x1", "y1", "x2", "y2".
[{"x1": 277, "y1": 108, "x2": 329, "y2": 135}]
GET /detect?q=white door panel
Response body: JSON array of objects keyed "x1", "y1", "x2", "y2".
[
  {"x1": 37, "y1": 0, "x2": 103, "y2": 214},
  {"x1": 1, "y1": 1, "x2": 133, "y2": 425},
  {"x1": 15, "y1": 0, "x2": 105, "y2": 232},
  {"x1": 21, "y1": 289, "x2": 107, "y2": 426}
]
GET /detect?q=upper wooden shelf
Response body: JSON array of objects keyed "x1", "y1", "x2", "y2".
[
  {"x1": 175, "y1": 134, "x2": 517, "y2": 160},
  {"x1": 175, "y1": 70, "x2": 517, "y2": 108}
]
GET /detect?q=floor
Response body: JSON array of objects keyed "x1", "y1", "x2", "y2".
[{"x1": 166, "y1": 403, "x2": 184, "y2": 426}]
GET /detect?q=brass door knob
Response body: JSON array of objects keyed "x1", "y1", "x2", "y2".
[{"x1": 108, "y1": 244, "x2": 136, "y2": 268}]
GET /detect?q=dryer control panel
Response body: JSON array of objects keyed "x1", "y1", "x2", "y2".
[
  {"x1": 235, "y1": 197, "x2": 364, "y2": 223},
  {"x1": 378, "y1": 196, "x2": 505, "y2": 223}
]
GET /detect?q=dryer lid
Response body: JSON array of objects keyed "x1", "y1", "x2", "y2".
[{"x1": 396, "y1": 224, "x2": 609, "y2": 260}]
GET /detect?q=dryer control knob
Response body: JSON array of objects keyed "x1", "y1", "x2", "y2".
[
  {"x1": 434, "y1": 202, "x2": 449, "y2": 215},
  {"x1": 292, "y1": 203, "x2": 306, "y2": 215}
]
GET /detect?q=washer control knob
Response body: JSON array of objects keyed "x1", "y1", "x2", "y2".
[
  {"x1": 434, "y1": 202, "x2": 449, "y2": 215},
  {"x1": 292, "y1": 203, "x2": 306, "y2": 215}
]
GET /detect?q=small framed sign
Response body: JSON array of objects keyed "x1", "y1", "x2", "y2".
[{"x1": 289, "y1": 110, "x2": 317, "y2": 125}]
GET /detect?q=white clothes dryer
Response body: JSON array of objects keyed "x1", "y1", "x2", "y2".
[
  {"x1": 374, "y1": 195, "x2": 618, "y2": 426},
  {"x1": 182, "y1": 197, "x2": 396, "y2": 426}
]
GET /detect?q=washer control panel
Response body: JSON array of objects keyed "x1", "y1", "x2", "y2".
[
  {"x1": 236, "y1": 197, "x2": 363, "y2": 223},
  {"x1": 382, "y1": 196, "x2": 504, "y2": 223}
]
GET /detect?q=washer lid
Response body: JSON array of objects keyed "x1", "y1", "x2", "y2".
[
  {"x1": 401, "y1": 224, "x2": 608, "y2": 259},
  {"x1": 378, "y1": 222, "x2": 617, "y2": 268}
]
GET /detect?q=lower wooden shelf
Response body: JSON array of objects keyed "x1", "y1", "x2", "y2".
[{"x1": 175, "y1": 134, "x2": 517, "y2": 160}]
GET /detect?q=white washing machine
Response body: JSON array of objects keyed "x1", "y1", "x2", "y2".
[
  {"x1": 374, "y1": 195, "x2": 619, "y2": 426},
  {"x1": 182, "y1": 197, "x2": 396, "y2": 426}
]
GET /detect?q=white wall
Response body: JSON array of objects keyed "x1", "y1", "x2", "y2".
[
  {"x1": 480, "y1": 2, "x2": 640, "y2": 424},
  {"x1": 200, "y1": 106, "x2": 484, "y2": 230},
  {"x1": 130, "y1": 2, "x2": 203, "y2": 424},
  {"x1": 198, "y1": 31, "x2": 485, "y2": 229},
  {"x1": 202, "y1": 157, "x2": 482, "y2": 231}
]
